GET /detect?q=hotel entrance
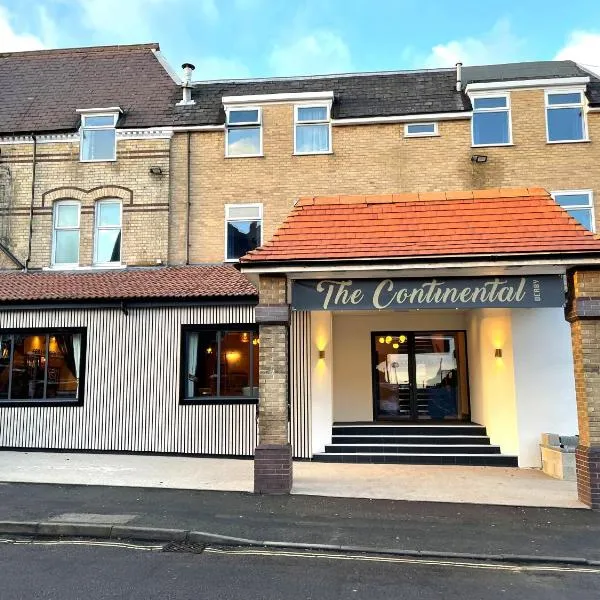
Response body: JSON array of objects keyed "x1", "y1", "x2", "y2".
[{"x1": 372, "y1": 331, "x2": 470, "y2": 421}]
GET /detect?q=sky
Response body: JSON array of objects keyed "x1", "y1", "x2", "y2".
[{"x1": 1, "y1": 0, "x2": 600, "y2": 80}]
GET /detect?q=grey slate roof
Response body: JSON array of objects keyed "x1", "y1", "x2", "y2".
[{"x1": 0, "y1": 43, "x2": 176, "y2": 135}]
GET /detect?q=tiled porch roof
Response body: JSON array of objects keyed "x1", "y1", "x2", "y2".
[
  {"x1": 241, "y1": 188, "x2": 600, "y2": 264},
  {"x1": 0, "y1": 265, "x2": 257, "y2": 303}
]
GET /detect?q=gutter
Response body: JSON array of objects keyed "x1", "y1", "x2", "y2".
[
  {"x1": 25, "y1": 132, "x2": 37, "y2": 272},
  {"x1": 185, "y1": 131, "x2": 191, "y2": 264}
]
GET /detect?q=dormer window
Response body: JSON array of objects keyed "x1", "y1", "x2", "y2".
[{"x1": 77, "y1": 108, "x2": 120, "y2": 162}]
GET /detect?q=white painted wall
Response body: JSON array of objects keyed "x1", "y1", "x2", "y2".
[
  {"x1": 332, "y1": 311, "x2": 467, "y2": 422},
  {"x1": 511, "y1": 308, "x2": 578, "y2": 467},
  {"x1": 467, "y1": 309, "x2": 520, "y2": 457},
  {"x1": 310, "y1": 311, "x2": 334, "y2": 453}
]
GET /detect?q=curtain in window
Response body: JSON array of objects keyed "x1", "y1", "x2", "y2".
[
  {"x1": 187, "y1": 333, "x2": 199, "y2": 397},
  {"x1": 296, "y1": 124, "x2": 329, "y2": 152}
]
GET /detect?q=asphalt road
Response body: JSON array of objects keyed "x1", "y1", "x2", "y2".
[{"x1": 0, "y1": 540, "x2": 598, "y2": 600}]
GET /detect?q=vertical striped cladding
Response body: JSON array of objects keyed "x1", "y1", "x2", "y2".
[
  {"x1": 0, "y1": 305, "x2": 257, "y2": 456},
  {"x1": 290, "y1": 311, "x2": 311, "y2": 458}
]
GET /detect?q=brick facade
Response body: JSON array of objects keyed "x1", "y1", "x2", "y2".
[
  {"x1": 0, "y1": 136, "x2": 171, "y2": 269},
  {"x1": 169, "y1": 88, "x2": 600, "y2": 264},
  {"x1": 566, "y1": 269, "x2": 600, "y2": 508}
]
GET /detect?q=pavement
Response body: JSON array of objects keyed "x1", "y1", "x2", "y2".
[
  {"x1": 0, "y1": 451, "x2": 583, "y2": 508},
  {"x1": 1, "y1": 482, "x2": 599, "y2": 564}
]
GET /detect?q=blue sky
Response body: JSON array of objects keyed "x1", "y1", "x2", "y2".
[{"x1": 1, "y1": 0, "x2": 600, "y2": 79}]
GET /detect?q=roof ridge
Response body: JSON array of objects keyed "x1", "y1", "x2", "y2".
[{"x1": 0, "y1": 43, "x2": 159, "y2": 59}]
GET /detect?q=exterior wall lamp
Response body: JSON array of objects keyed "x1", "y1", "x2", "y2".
[
  {"x1": 318, "y1": 350, "x2": 326, "y2": 360},
  {"x1": 471, "y1": 154, "x2": 488, "y2": 163},
  {"x1": 494, "y1": 348, "x2": 503, "y2": 358}
]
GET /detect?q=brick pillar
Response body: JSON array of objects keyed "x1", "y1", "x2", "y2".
[
  {"x1": 565, "y1": 269, "x2": 600, "y2": 508},
  {"x1": 254, "y1": 275, "x2": 292, "y2": 494}
]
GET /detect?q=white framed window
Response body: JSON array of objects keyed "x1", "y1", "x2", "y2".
[
  {"x1": 79, "y1": 113, "x2": 118, "y2": 162},
  {"x1": 52, "y1": 200, "x2": 80, "y2": 267},
  {"x1": 471, "y1": 94, "x2": 512, "y2": 146},
  {"x1": 552, "y1": 190, "x2": 595, "y2": 232},
  {"x1": 404, "y1": 122, "x2": 438, "y2": 137},
  {"x1": 225, "y1": 204, "x2": 263, "y2": 261},
  {"x1": 94, "y1": 199, "x2": 122, "y2": 265},
  {"x1": 294, "y1": 104, "x2": 331, "y2": 154},
  {"x1": 226, "y1": 107, "x2": 262, "y2": 157},
  {"x1": 545, "y1": 89, "x2": 587, "y2": 143}
]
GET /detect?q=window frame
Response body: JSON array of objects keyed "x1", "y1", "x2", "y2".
[
  {"x1": 470, "y1": 92, "x2": 513, "y2": 147},
  {"x1": 179, "y1": 324, "x2": 259, "y2": 405},
  {"x1": 225, "y1": 106, "x2": 263, "y2": 158},
  {"x1": 404, "y1": 122, "x2": 439, "y2": 138},
  {"x1": 224, "y1": 203, "x2": 263, "y2": 262},
  {"x1": 551, "y1": 189, "x2": 595, "y2": 232},
  {"x1": 293, "y1": 103, "x2": 332, "y2": 155},
  {"x1": 94, "y1": 199, "x2": 123, "y2": 267},
  {"x1": 79, "y1": 112, "x2": 118, "y2": 163},
  {"x1": 0, "y1": 327, "x2": 87, "y2": 408},
  {"x1": 545, "y1": 88, "x2": 588, "y2": 144},
  {"x1": 51, "y1": 199, "x2": 81, "y2": 268}
]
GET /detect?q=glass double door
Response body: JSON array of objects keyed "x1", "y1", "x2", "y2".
[{"x1": 372, "y1": 331, "x2": 468, "y2": 421}]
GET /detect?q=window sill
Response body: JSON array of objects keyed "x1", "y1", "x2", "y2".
[
  {"x1": 44, "y1": 265, "x2": 127, "y2": 271},
  {"x1": 0, "y1": 399, "x2": 82, "y2": 408},
  {"x1": 225, "y1": 154, "x2": 264, "y2": 159},
  {"x1": 181, "y1": 397, "x2": 258, "y2": 406},
  {"x1": 80, "y1": 158, "x2": 117, "y2": 163},
  {"x1": 293, "y1": 150, "x2": 333, "y2": 156},
  {"x1": 471, "y1": 143, "x2": 514, "y2": 148},
  {"x1": 404, "y1": 134, "x2": 441, "y2": 139},
  {"x1": 546, "y1": 139, "x2": 590, "y2": 145}
]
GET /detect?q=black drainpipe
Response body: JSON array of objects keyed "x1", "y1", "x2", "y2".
[
  {"x1": 185, "y1": 131, "x2": 191, "y2": 265},
  {"x1": 25, "y1": 132, "x2": 37, "y2": 272}
]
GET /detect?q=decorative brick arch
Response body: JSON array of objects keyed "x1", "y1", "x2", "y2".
[{"x1": 42, "y1": 185, "x2": 133, "y2": 207}]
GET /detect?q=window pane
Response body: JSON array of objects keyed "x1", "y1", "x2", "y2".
[
  {"x1": 0, "y1": 335, "x2": 11, "y2": 399},
  {"x1": 227, "y1": 220, "x2": 261, "y2": 260},
  {"x1": 228, "y1": 109, "x2": 259, "y2": 124},
  {"x1": 83, "y1": 115, "x2": 115, "y2": 126},
  {"x1": 227, "y1": 205, "x2": 262, "y2": 220},
  {"x1": 406, "y1": 123, "x2": 436, "y2": 135},
  {"x1": 227, "y1": 127, "x2": 261, "y2": 156},
  {"x1": 98, "y1": 202, "x2": 121, "y2": 227},
  {"x1": 10, "y1": 334, "x2": 46, "y2": 399},
  {"x1": 473, "y1": 97, "x2": 507, "y2": 109},
  {"x1": 96, "y1": 229, "x2": 121, "y2": 263},
  {"x1": 473, "y1": 111, "x2": 509, "y2": 145},
  {"x1": 81, "y1": 128, "x2": 116, "y2": 160},
  {"x1": 297, "y1": 106, "x2": 328, "y2": 121},
  {"x1": 186, "y1": 330, "x2": 218, "y2": 398},
  {"x1": 547, "y1": 107, "x2": 584, "y2": 141},
  {"x1": 566, "y1": 208, "x2": 593, "y2": 230},
  {"x1": 54, "y1": 230, "x2": 79, "y2": 264},
  {"x1": 295, "y1": 124, "x2": 330, "y2": 153},
  {"x1": 555, "y1": 193, "x2": 591, "y2": 207},
  {"x1": 547, "y1": 92, "x2": 581, "y2": 105},
  {"x1": 56, "y1": 204, "x2": 79, "y2": 228},
  {"x1": 46, "y1": 334, "x2": 80, "y2": 399},
  {"x1": 220, "y1": 332, "x2": 251, "y2": 397}
]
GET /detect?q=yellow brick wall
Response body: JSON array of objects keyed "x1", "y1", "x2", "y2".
[
  {"x1": 0, "y1": 137, "x2": 171, "y2": 269},
  {"x1": 169, "y1": 88, "x2": 600, "y2": 264}
]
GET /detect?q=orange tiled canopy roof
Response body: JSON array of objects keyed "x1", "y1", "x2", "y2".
[{"x1": 241, "y1": 188, "x2": 600, "y2": 263}]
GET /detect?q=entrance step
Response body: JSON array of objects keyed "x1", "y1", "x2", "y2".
[{"x1": 313, "y1": 423, "x2": 518, "y2": 467}]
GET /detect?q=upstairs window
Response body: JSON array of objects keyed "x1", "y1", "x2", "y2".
[
  {"x1": 52, "y1": 200, "x2": 80, "y2": 267},
  {"x1": 225, "y1": 204, "x2": 262, "y2": 261},
  {"x1": 80, "y1": 113, "x2": 118, "y2": 161},
  {"x1": 404, "y1": 122, "x2": 438, "y2": 137},
  {"x1": 294, "y1": 105, "x2": 331, "y2": 154},
  {"x1": 94, "y1": 200, "x2": 122, "y2": 265},
  {"x1": 472, "y1": 95, "x2": 511, "y2": 146},
  {"x1": 546, "y1": 90, "x2": 587, "y2": 143},
  {"x1": 552, "y1": 191, "x2": 595, "y2": 231},
  {"x1": 226, "y1": 108, "x2": 262, "y2": 157}
]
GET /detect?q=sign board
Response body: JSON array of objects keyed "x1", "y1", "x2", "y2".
[{"x1": 291, "y1": 275, "x2": 565, "y2": 311}]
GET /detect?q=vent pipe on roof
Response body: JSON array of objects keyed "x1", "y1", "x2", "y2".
[
  {"x1": 455, "y1": 62, "x2": 462, "y2": 92},
  {"x1": 177, "y1": 63, "x2": 196, "y2": 106}
]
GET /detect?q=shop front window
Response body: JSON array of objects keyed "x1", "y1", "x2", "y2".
[
  {"x1": 182, "y1": 328, "x2": 259, "y2": 403},
  {"x1": 0, "y1": 330, "x2": 85, "y2": 405}
]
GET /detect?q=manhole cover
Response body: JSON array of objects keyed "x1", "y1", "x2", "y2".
[{"x1": 162, "y1": 541, "x2": 206, "y2": 554}]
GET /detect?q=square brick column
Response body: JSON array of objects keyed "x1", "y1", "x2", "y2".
[
  {"x1": 254, "y1": 275, "x2": 292, "y2": 494},
  {"x1": 565, "y1": 269, "x2": 600, "y2": 508}
]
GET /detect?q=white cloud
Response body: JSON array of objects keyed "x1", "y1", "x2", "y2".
[
  {"x1": 555, "y1": 31, "x2": 600, "y2": 76},
  {"x1": 194, "y1": 56, "x2": 251, "y2": 80},
  {"x1": 418, "y1": 19, "x2": 525, "y2": 68},
  {"x1": 0, "y1": 5, "x2": 46, "y2": 51},
  {"x1": 268, "y1": 30, "x2": 352, "y2": 76}
]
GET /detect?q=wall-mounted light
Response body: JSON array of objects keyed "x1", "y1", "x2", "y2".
[
  {"x1": 470, "y1": 154, "x2": 488, "y2": 163},
  {"x1": 149, "y1": 166, "x2": 163, "y2": 175},
  {"x1": 494, "y1": 348, "x2": 503, "y2": 359},
  {"x1": 318, "y1": 349, "x2": 326, "y2": 360}
]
